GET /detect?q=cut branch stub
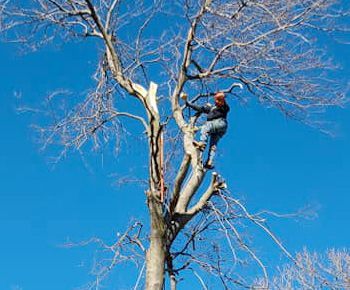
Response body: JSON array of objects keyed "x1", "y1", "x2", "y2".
[{"x1": 148, "y1": 82, "x2": 159, "y2": 115}]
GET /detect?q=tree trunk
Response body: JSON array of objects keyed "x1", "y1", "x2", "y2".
[
  {"x1": 145, "y1": 231, "x2": 165, "y2": 289},
  {"x1": 145, "y1": 198, "x2": 166, "y2": 290},
  {"x1": 143, "y1": 81, "x2": 167, "y2": 289}
]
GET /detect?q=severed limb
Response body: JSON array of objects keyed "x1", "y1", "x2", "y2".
[{"x1": 187, "y1": 172, "x2": 226, "y2": 216}]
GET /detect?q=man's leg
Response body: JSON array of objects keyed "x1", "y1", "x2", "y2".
[
  {"x1": 200, "y1": 121, "x2": 212, "y2": 144},
  {"x1": 205, "y1": 133, "x2": 220, "y2": 169},
  {"x1": 204, "y1": 119, "x2": 227, "y2": 169},
  {"x1": 193, "y1": 121, "x2": 212, "y2": 151}
]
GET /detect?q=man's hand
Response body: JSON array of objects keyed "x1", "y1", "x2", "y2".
[{"x1": 180, "y1": 92, "x2": 188, "y2": 101}]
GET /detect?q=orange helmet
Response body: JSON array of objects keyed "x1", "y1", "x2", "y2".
[{"x1": 214, "y1": 92, "x2": 225, "y2": 106}]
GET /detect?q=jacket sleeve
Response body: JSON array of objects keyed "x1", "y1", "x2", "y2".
[{"x1": 186, "y1": 101, "x2": 211, "y2": 114}]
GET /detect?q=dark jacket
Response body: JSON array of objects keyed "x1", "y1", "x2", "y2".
[{"x1": 186, "y1": 101, "x2": 230, "y2": 121}]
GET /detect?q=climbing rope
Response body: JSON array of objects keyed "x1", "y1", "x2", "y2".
[{"x1": 160, "y1": 130, "x2": 165, "y2": 203}]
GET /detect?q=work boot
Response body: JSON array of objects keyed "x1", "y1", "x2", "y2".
[
  {"x1": 193, "y1": 141, "x2": 206, "y2": 151},
  {"x1": 204, "y1": 160, "x2": 215, "y2": 170}
]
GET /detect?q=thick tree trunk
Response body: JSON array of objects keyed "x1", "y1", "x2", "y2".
[
  {"x1": 141, "y1": 80, "x2": 166, "y2": 290},
  {"x1": 145, "y1": 229, "x2": 165, "y2": 290},
  {"x1": 145, "y1": 198, "x2": 166, "y2": 290}
]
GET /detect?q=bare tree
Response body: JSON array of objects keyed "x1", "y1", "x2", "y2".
[
  {"x1": 1, "y1": 0, "x2": 348, "y2": 289},
  {"x1": 267, "y1": 249, "x2": 350, "y2": 289}
]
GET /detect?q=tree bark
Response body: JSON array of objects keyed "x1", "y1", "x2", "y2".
[
  {"x1": 145, "y1": 204, "x2": 166, "y2": 290},
  {"x1": 144, "y1": 80, "x2": 166, "y2": 290},
  {"x1": 145, "y1": 240, "x2": 165, "y2": 290}
]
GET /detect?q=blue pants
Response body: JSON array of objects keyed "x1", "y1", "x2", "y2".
[{"x1": 200, "y1": 118, "x2": 227, "y2": 163}]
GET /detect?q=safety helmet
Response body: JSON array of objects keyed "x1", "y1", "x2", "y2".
[{"x1": 214, "y1": 92, "x2": 225, "y2": 106}]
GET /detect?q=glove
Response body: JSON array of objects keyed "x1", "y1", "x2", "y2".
[{"x1": 180, "y1": 92, "x2": 188, "y2": 101}]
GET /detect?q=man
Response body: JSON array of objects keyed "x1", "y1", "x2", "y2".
[{"x1": 181, "y1": 92, "x2": 230, "y2": 169}]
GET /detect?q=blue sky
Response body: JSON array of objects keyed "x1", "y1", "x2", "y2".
[{"x1": 1, "y1": 6, "x2": 350, "y2": 290}]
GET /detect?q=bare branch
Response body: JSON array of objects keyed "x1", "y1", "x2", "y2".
[{"x1": 1, "y1": 0, "x2": 348, "y2": 289}]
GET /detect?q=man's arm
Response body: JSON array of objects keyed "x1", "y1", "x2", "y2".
[
  {"x1": 186, "y1": 101, "x2": 207, "y2": 112},
  {"x1": 181, "y1": 93, "x2": 211, "y2": 113}
]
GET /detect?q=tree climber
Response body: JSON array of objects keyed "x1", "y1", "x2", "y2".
[{"x1": 181, "y1": 92, "x2": 230, "y2": 169}]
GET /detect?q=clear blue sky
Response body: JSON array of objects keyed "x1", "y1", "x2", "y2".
[{"x1": 1, "y1": 7, "x2": 349, "y2": 290}]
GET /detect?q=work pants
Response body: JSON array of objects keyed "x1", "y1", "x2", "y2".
[{"x1": 200, "y1": 118, "x2": 227, "y2": 164}]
